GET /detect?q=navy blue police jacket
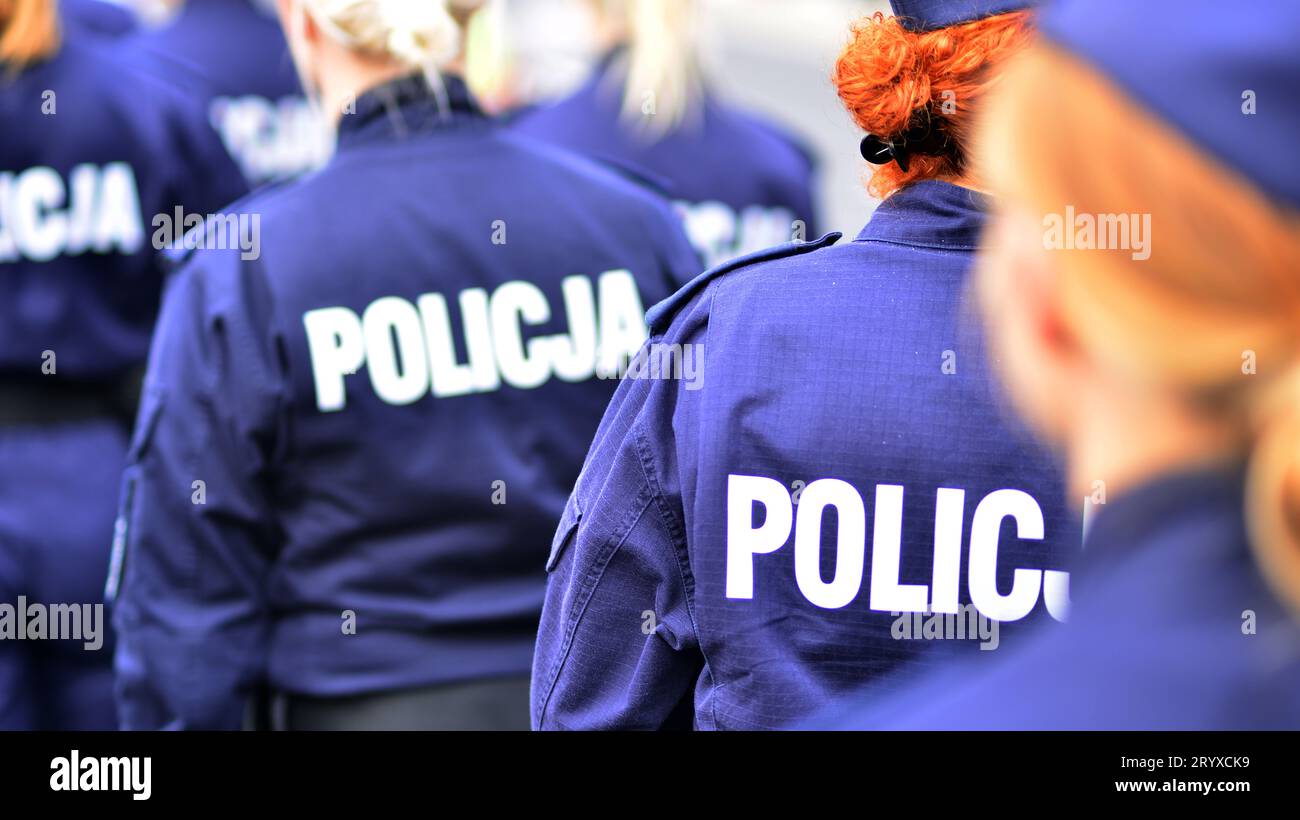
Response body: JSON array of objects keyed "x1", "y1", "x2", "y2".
[
  {"x1": 131, "y1": 0, "x2": 327, "y2": 187},
  {"x1": 533, "y1": 180, "x2": 1078, "y2": 730},
  {"x1": 62, "y1": 0, "x2": 139, "y2": 38},
  {"x1": 511, "y1": 50, "x2": 818, "y2": 269},
  {"x1": 111, "y1": 75, "x2": 701, "y2": 730},
  {"x1": 808, "y1": 467, "x2": 1300, "y2": 729},
  {"x1": 0, "y1": 28, "x2": 248, "y2": 383}
]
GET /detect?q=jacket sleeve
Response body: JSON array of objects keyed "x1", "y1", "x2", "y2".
[
  {"x1": 110, "y1": 244, "x2": 287, "y2": 730},
  {"x1": 532, "y1": 324, "x2": 707, "y2": 730}
]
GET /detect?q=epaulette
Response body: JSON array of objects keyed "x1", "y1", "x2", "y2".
[{"x1": 646, "y1": 232, "x2": 842, "y2": 333}]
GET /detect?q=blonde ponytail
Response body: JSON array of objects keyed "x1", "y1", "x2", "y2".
[
  {"x1": 1246, "y1": 366, "x2": 1300, "y2": 617},
  {"x1": 460, "y1": 0, "x2": 509, "y2": 106},
  {"x1": 293, "y1": 0, "x2": 485, "y2": 129},
  {"x1": 617, "y1": 0, "x2": 702, "y2": 137},
  {"x1": 0, "y1": 0, "x2": 60, "y2": 71}
]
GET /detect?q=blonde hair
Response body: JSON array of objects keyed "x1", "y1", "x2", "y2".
[
  {"x1": 0, "y1": 0, "x2": 60, "y2": 70},
  {"x1": 461, "y1": 0, "x2": 507, "y2": 105},
  {"x1": 978, "y1": 44, "x2": 1300, "y2": 614},
  {"x1": 299, "y1": 0, "x2": 473, "y2": 86},
  {"x1": 600, "y1": 0, "x2": 702, "y2": 137}
]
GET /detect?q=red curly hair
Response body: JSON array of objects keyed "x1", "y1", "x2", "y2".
[
  {"x1": 833, "y1": 10, "x2": 1033, "y2": 199},
  {"x1": 0, "y1": 0, "x2": 59, "y2": 70}
]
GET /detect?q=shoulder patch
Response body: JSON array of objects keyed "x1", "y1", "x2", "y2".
[{"x1": 646, "y1": 232, "x2": 842, "y2": 333}]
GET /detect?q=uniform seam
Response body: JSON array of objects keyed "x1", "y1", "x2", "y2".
[
  {"x1": 629, "y1": 419, "x2": 712, "y2": 729},
  {"x1": 631, "y1": 299, "x2": 719, "y2": 730},
  {"x1": 854, "y1": 236, "x2": 978, "y2": 252},
  {"x1": 697, "y1": 283, "x2": 723, "y2": 731},
  {"x1": 534, "y1": 475, "x2": 656, "y2": 728}
]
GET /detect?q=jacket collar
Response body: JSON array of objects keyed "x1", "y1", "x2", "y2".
[
  {"x1": 856, "y1": 180, "x2": 989, "y2": 251},
  {"x1": 1083, "y1": 464, "x2": 1247, "y2": 560},
  {"x1": 337, "y1": 72, "x2": 485, "y2": 149}
]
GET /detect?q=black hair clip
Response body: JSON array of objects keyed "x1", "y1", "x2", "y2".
[
  {"x1": 859, "y1": 108, "x2": 954, "y2": 174},
  {"x1": 860, "y1": 133, "x2": 912, "y2": 172}
]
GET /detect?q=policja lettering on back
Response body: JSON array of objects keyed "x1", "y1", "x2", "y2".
[
  {"x1": 303, "y1": 269, "x2": 648, "y2": 411},
  {"x1": 0, "y1": 164, "x2": 143, "y2": 263},
  {"x1": 728, "y1": 476, "x2": 1071, "y2": 621}
]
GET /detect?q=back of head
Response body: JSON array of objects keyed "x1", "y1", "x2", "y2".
[
  {"x1": 976, "y1": 3, "x2": 1300, "y2": 615},
  {"x1": 833, "y1": 7, "x2": 1034, "y2": 198},
  {"x1": 291, "y1": 0, "x2": 483, "y2": 92},
  {"x1": 0, "y1": 0, "x2": 59, "y2": 71},
  {"x1": 597, "y1": 0, "x2": 701, "y2": 137}
]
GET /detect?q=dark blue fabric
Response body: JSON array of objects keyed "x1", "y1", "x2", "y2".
[
  {"x1": 130, "y1": 0, "x2": 324, "y2": 187},
  {"x1": 1040, "y1": 0, "x2": 1300, "y2": 211},
  {"x1": 533, "y1": 181, "x2": 1079, "y2": 730},
  {"x1": 61, "y1": 0, "x2": 139, "y2": 37},
  {"x1": 0, "y1": 27, "x2": 244, "y2": 729},
  {"x1": 0, "y1": 31, "x2": 249, "y2": 382},
  {"x1": 889, "y1": 0, "x2": 1037, "y2": 31},
  {"x1": 0, "y1": 421, "x2": 124, "y2": 730},
  {"x1": 511, "y1": 52, "x2": 817, "y2": 269},
  {"x1": 808, "y1": 466, "x2": 1300, "y2": 729},
  {"x1": 111, "y1": 75, "x2": 701, "y2": 730}
]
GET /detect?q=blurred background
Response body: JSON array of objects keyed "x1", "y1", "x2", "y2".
[
  {"x1": 491, "y1": 0, "x2": 891, "y2": 236},
  {"x1": 488, "y1": 0, "x2": 894, "y2": 235},
  {"x1": 110, "y1": 0, "x2": 891, "y2": 234},
  {"x1": 704, "y1": 0, "x2": 889, "y2": 235}
]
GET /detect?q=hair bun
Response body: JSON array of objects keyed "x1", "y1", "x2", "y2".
[
  {"x1": 376, "y1": 0, "x2": 461, "y2": 68},
  {"x1": 306, "y1": 0, "x2": 466, "y2": 69},
  {"x1": 833, "y1": 9, "x2": 1033, "y2": 198}
]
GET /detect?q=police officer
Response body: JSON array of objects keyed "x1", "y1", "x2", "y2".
[
  {"x1": 532, "y1": 0, "x2": 1081, "y2": 731},
  {"x1": 814, "y1": 0, "x2": 1300, "y2": 730},
  {"x1": 0, "y1": 0, "x2": 247, "y2": 730},
  {"x1": 131, "y1": 0, "x2": 329, "y2": 187},
  {"x1": 62, "y1": 0, "x2": 138, "y2": 37},
  {"x1": 511, "y1": 0, "x2": 817, "y2": 269},
  {"x1": 110, "y1": 0, "x2": 699, "y2": 730}
]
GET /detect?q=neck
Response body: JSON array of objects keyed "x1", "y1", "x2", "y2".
[
  {"x1": 314, "y1": 45, "x2": 466, "y2": 128},
  {"x1": 1065, "y1": 379, "x2": 1241, "y2": 506},
  {"x1": 317, "y1": 52, "x2": 409, "y2": 127},
  {"x1": 941, "y1": 173, "x2": 988, "y2": 195}
]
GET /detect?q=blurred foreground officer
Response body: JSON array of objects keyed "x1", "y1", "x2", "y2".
[
  {"x1": 512, "y1": 0, "x2": 817, "y2": 268},
  {"x1": 133, "y1": 0, "x2": 329, "y2": 187},
  {"x1": 62, "y1": 0, "x2": 138, "y2": 36},
  {"x1": 816, "y1": 0, "x2": 1300, "y2": 730},
  {"x1": 0, "y1": 0, "x2": 246, "y2": 729},
  {"x1": 111, "y1": 0, "x2": 699, "y2": 730},
  {"x1": 532, "y1": 0, "x2": 1079, "y2": 731}
]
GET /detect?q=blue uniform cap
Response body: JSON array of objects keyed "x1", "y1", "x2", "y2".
[
  {"x1": 1039, "y1": 0, "x2": 1300, "y2": 211},
  {"x1": 889, "y1": 0, "x2": 1037, "y2": 31}
]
